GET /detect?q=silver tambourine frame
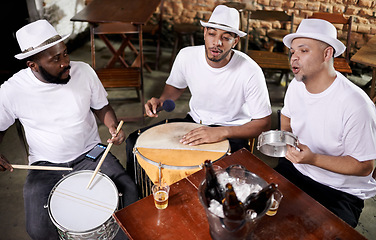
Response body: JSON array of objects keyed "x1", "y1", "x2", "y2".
[{"x1": 257, "y1": 130, "x2": 298, "y2": 158}]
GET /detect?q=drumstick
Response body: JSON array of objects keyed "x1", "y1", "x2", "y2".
[
  {"x1": 11, "y1": 164, "x2": 73, "y2": 171},
  {"x1": 87, "y1": 120, "x2": 124, "y2": 189}
]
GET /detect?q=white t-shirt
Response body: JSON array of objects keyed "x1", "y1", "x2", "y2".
[
  {"x1": 166, "y1": 46, "x2": 271, "y2": 126},
  {"x1": 0, "y1": 61, "x2": 108, "y2": 164},
  {"x1": 282, "y1": 71, "x2": 376, "y2": 199}
]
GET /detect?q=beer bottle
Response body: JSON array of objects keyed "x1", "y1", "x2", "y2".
[
  {"x1": 244, "y1": 183, "x2": 278, "y2": 214},
  {"x1": 222, "y1": 183, "x2": 245, "y2": 220},
  {"x1": 203, "y1": 160, "x2": 223, "y2": 204}
]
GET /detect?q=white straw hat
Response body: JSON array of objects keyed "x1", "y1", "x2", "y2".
[
  {"x1": 283, "y1": 19, "x2": 345, "y2": 57},
  {"x1": 15, "y1": 19, "x2": 70, "y2": 60},
  {"x1": 200, "y1": 5, "x2": 247, "y2": 37}
]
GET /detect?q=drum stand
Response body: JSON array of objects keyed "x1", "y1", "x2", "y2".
[{"x1": 134, "y1": 154, "x2": 154, "y2": 199}]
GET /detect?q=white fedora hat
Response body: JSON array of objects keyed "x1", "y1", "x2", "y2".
[
  {"x1": 15, "y1": 19, "x2": 70, "y2": 60},
  {"x1": 283, "y1": 19, "x2": 345, "y2": 57},
  {"x1": 200, "y1": 5, "x2": 247, "y2": 38}
]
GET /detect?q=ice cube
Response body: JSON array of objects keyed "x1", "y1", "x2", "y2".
[
  {"x1": 246, "y1": 209, "x2": 258, "y2": 220},
  {"x1": 208, "y1": 199, "x2": 224, "y2": 218},
  {"x1": 215, "y1": 170, "x2": 263, "y2": 204}
]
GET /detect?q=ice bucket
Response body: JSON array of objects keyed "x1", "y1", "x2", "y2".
[{"x1": 198, "y1": 165, "x2": 271, "y2": 240}]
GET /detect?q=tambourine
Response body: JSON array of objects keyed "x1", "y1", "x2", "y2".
[{"x1": 257, "y1": 130, "x2": 298, "y2": 157}]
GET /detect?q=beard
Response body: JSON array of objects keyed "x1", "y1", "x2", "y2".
[
  {"x1": 295, "y1": 74, "x2": 307, "y2": 83},
  {"x1": 39, "y1": 65, "x2": 71, "y2": 84},
  {"x1": 205, "y1": 47, "x2": 233, "y2": 63}
]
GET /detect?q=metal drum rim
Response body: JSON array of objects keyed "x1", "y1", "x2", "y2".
[{"x1": 47, "y1": 170, "x2": 119, "y2": 234}]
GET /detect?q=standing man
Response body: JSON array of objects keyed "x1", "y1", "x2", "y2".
[
  {"x1": 0, "y1": 20, "x2": 137, "y2": 239},
  {"x1": 276, "y1": 19, "x2": 376, "y2": 227},
  {"x1": 126, "y1": 5, "x2": 272, "y2": 179}
]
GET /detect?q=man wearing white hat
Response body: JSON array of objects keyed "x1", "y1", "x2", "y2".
[
  {"x1": 0, "y1": 20, "x2": 137, "y2": 239},
  {"x1": 125, "y1": 5, "x2": 272, "y2": 179},
  {"x1": 276, "y1": 18, "x2": 376, "y2": 227}
]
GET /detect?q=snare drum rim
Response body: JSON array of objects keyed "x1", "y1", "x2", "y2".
[{"x1": 47, "y1": 170, "x2": 119, "y2": 234}]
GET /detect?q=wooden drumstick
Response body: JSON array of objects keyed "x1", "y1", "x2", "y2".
[
  {"x1": 87, "y1": 120, "x2": 124, "y2": 189},
  {"x1": 11, "y1": 164, "x2": 73, "y2": 171}
]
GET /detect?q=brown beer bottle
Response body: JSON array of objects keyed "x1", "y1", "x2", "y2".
[
  {"x1": 222, "y1": 183, "x2": 245, "y2": 220},
  {"x1": 203, "y1": 160, "x2": 223, "y2": 204},
  {"x1": 244, "y1": 183, "x2": 278, "y2": 214}
]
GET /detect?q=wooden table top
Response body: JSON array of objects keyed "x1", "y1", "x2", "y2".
[
  {"x1": 114, "y1": 149, "x2": 366, "y2": 240},
  {"x1": 71, "y1": 0, "x2": 161, "y2": 24},
  {"x1": 351, "y1": 35, "x2": 376, "y2": 68}
]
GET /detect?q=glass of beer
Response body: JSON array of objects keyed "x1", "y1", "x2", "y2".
[
  {"x1": 266, "y1": 189, "x2": 283, "y2": 216},
  {"x1": 152, "y1": 182, "x2": 170, "y2": 210}
]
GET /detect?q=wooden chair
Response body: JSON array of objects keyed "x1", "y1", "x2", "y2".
[
  {"x1": 90, "y1": 23, "x2": 145, "y2": 122},
  {"x1": 249, "y1": 138, "x2": 255, "y2": 153},
  {"x1": 308, "y1": 12, "x2": 353, "y2": 75},
  {"x1": 84, "y1": 0, "x2": 164, "y2": 71},
  {"x1": 141, "y1": 0, "x2": 165, "y2": 70},
  {"x1": 170, "y1": 23, "x2": 202, "y2": 68},
  {"x1": 246, "y1": 10, "x2": 294, "y2": 92},
  {"x1": 247, "y1": 10, "x2": 294, "y2": 52}
]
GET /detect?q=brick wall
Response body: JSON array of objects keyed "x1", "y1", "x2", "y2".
[{"x1": 161, "y1": 0, "x2": 376, "y2": 52}]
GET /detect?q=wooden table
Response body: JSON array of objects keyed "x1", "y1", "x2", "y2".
[
  {"x1": 71, "y1": 0, "x2": 161, "y2": 122},
  {"x1": 351, "y1": 35, "x2": 376, "y2": 100},
  {"x1": 71, "y1": 0, "x2": 160, "y2": 24},
  {"x1": 114, "y1": 149, "x2": 366, "y2": 240},
  {"x1": 71, "y1": 0, "x2": 161, "y2": 69}
]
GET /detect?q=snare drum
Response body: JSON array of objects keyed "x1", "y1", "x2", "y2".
[
  {"x1": 134, "y1": 122, "x2": 230, "y2": 198},
  {"x1": 257, "y1": 130, "x2": 298, "y2": 157},
  {"x1": 47, "y1": 170, "x2": 119, "y2": 240}
]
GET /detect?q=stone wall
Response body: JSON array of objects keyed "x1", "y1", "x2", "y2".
[
  {"x1": 161, "y1": 0, "x2": 376, "y2": 52},
  {"x1": 36, "y1": 0, "x2": 88, "y2": 39}
]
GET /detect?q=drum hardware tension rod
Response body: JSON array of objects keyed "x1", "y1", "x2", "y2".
[
  {"x1": 158, "y1": 162, "x2": 162, "y2": 184},
  {"x1": 87, "y1": 120, "x2": 124, "y2": 189},
  {"x1": 199, "y1": 163, "x2": 204, "y2": 169}
]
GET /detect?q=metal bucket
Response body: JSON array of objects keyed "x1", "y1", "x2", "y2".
[{"x1": 198, "y1": 165, "x2": 272, "y2": 240}]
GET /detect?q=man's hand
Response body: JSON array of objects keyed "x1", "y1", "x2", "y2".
[
  {"x1": 0, "y1": 154, "x2": 13, "y2": 172},
  {"x1": 285, "y1": 142, "x2": 374, "y2": 176},
  {"x1": 144, "y1": 97, "x2": 163, "y2": 117},
  {"x1": 285, "y1": 142, "x2": 315, "y2": 165},
  {"x1": 180, "y1": 126, "x2": 227, "y2": 146},
  {"x1": 144, "y1": 98, "x2": 175, "y2": 117},
  {"x1": 107, "y1": 128, "x2": 125, "y2": 145}
]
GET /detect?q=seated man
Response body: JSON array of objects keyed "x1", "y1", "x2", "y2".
[
  {"x1": 276, "y1": 19, "x2": 376, "y2": 227},
  {"x1": 126, "y1": 5, "x2": 271, "y2": 179},
  {"x1": 0, "y1": 20, "x2": 138, "y2": 239}
]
